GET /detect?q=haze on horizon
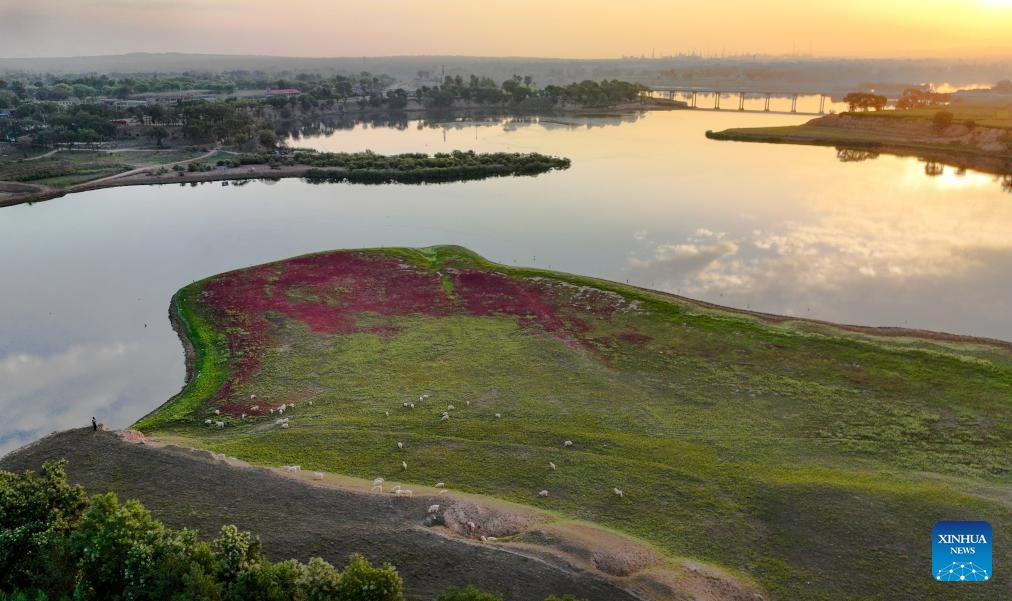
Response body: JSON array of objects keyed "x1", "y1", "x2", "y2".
[{"x1": 1, "y1": 0, "x2": 1011, "y2": 61}]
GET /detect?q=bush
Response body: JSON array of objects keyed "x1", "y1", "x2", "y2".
[
  {"x1": 437, "y1": 585, "x2": 503, "y2": 601},
  {"x1": 335, "y1": 554, "x2": 403, "y2": 601},
  {"x1": 932, "y1": 110, "x2": 954, "y2": 132}
]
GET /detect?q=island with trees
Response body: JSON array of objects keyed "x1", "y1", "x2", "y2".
[
  {"x1": 0, "y1": 72, "x2": 673, "y2": 207},
  {"x1": 705, "y1": 83, "x2": 1012, "y2": 181}
]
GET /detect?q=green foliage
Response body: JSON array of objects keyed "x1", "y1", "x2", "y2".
[
  {"x1": 0, "y1": 461, "x2": 88, "y2": 593},
  {"x1": 335, "y1": 554, "x2": 403, "y2": 601},
  {"x1": 0, "y1": 464, "x2": 394, "y2": 601},
  {"x1": 437, "y1": 585, "x2": 502, "y2": 601},
  {"x1": 842, "y1": 91, "x2": 887, "y2": 112}
]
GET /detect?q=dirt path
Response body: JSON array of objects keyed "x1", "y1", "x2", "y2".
[
  {"x1": 68, "y1": 147, "x2": 221, "y2": 190},
  {"x1": 1, "y1": 428, "x2": 655, "y2": 601}
]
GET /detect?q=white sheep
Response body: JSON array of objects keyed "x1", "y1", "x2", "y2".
[
  {"x1": 403, "y1": 402, "x2": 409, "y2": 408},
  {"x1": 391, "y1": 484, "x2": 401, "y2": 492},
  {"x1": 250, "y1": 394, "x2": 257, "y2": 400},
  {"x1": 494, "y1": 413, "x2": 501, "y2": 419},
  {"x1": 277, "y1": 404, "x2": 286, "y2": 414},
  {"x1": 384, "y1": 411, "x2": 390, "y2": 417},
  {"x1": 421, "y1": 394, "x2": 430, "y2": 400},
  {"x1": 371, "y1": 478, "x2": 384, "y2": 492},
  {"x1": 563, "y1": 440, "x2": 573, "y2": 447},
  {"x1": 439, "y1": 489, "x2": 450, "y2": 495},
  {"x1": 465, "y1": 400, "x2": 470, "y2": 406},
  {"x1": 280, "y1": 422, "x2": 289, "y2": 429},
  {"x1": 434, "y1": 481, "x2": 445, "y2": 488},
  {"x1": 538, "y1": 490, "x2": 549, "y2": 497},
  {"x1": 485, "y1": 536, "x2": 497, "y2": 542},
  {"x1": 466, "y1": 521, "x2": 476, "y2": 533},
  {"x1": 312, "y1": 471, "x2": 324, "y2": 480},
  {"x1": 613, "y1": 488, "x2": 624, "y2": 498},
  {"x1": 286, "y1": 465, "x2": 301, "y2": 473},
  {"x1": 440, "y1": 414, "x2": 450, "y2": 422},
  {"x1": 274, "y1": 417, "x2": 288, "y2": 425},
  {"x1": 308, "y1": 401, "x2": 313, "y2": 406},
  {"x1": 427, "y1": 504, "x2": 440, "y2": 514},
  {"x1": 215, "y1": 421, "x2": 225, "y2": 428},
  {"x1": 401, "y1": 460, "x2": 408, "y2": 470},
  {"x1": 289, "y1": 403, "x2": 296, "y2": 409},
  {"x1": 213, "y1": 409, "x2": 221, "y2": 415},
  {"x1": 394, "y1": 489, "x2": 413, "y2": 497},
  {"x1": 250, "y1": 404, "x2": 260, "y2": 411},
  {"x1": 241, "y1": 413, "x2": 246, "y2": 420},
  {"x1": 269, "y1": 408, "x2": 275, "y2": 414},
  {"x1": 447, "y1": 404, "x2": 455, "y2": 411},
  {"x1": 549, "y1": 461, "x2": 556, "y2": 470},
  {"x1": 397, "y1": 442, "x2": 403, "y2": 449},
  {"x1": 409, "y1": 402, "x2": 415, "y2": 409},
  {"x1": 204, "y1": 419, "x2": 212, "y2": 425}
]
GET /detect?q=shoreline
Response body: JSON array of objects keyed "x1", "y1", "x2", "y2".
[{"x1": 706, "y1": 113, "x2": 1012, "y2": 177}]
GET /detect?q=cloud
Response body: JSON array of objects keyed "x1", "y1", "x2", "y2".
[
  {"x1": 628, "y1": 237, "x2": 739, "y2": 281},
  {"x1": 0, "y1": 341, "x2": 180, "y2": 457}
]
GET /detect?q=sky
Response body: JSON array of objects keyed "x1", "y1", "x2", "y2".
[{"x1": 0, "y1": 0, "x2": 1011, "y2": 59}]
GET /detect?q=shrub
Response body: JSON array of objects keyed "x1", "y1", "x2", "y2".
[
  {"x1": 437, "y1": 585, "x2": 503, "y2": 601},
  {"x1": 335, "y1": 554, "x2": 403, "y2": 601},
  {"x1": 932, "y1": 110, "x2": 954, "y2": 132}
]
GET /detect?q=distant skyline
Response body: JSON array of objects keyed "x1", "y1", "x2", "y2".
[{"x1": 1, "y1": 0, "x2": 1011, "y2": 60}]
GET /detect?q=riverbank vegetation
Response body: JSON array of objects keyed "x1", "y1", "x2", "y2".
[
  {"x1": 707, "y1": 91, "x2": 1012, "y2": 182},
  {"x1": 136, "y1": 245, "x2": 1012, "y2": 601}
]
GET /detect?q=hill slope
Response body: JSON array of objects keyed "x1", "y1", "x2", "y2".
[{"x1": 135, "y1": 245, "x2": 1011, "y2": 600}]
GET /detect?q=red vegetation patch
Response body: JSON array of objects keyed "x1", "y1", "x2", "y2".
[
  {"x1": 618, "y1": 332, "x2": 652, "y2": 346},
  {"x1": 196, "y1": 251, "x2": 632, "y2": 404}
]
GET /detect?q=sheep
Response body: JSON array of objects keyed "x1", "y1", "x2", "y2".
[
  {"x1": 269, "y1": 408, "x2": 275, "y2": 414},
  {"x1": 391, "y1": 484, "x2": 401, "y2": 492},
  {"x1": 479, "y1": 535, "x2": 498, "y2": 542},
  {"x1": 250, "y1": 405, "x2": 260, "y2": 411},
  {"x1": 241, "y1": 413, "x2": 247, "y2": 420},
  {"x1": 466, "y1": 521, "x2": 476, "y2": 534},
  {"x1": 563, "y1": 440, "x2": 573, "y2": 447},
  {"x1": 312, "y1": 471, "x2": 324, "y2": 480},
  {"x1": 434, "y1": 482, "x2": 445, "y2": 488},
  {"x1": 397, "y1": 442, "x2": 404, "y2": 449},
  {"x1": 384, "y1": 411, "x2": 390, "y2": 417},
  {"x1": 371, "y1": 478, "x2": 384, "y2": 492},
  {"x1": 280, "y1": 422, "x2": 289, "y2": 429},
  {"x1": 494, "y1": 413, "x2": 501, "y2": 419},
  {"x1": 447, "y1": 404, "x2": 455, "y2": 411},
  {"x1": 421, "y1": 394, "x2": 430, "y2": 400},
  {"x1": 394, "y1": 489, "x2": 413, "y2": 497},
  {"x1": 401, "y1": 460, "x2": 408, "y2": 470},
  {"x1": 538, "y1": 490, "x2": 549, "y2": 497},
  {"x1": 402, "y1": 402, "x2": 409, "y2": 408},
  {"x1": 215, "y1": 421, "x2": 225, "y2": 428},
  {"x1": 274, "y1": 417, "x2": 288, "y2": 425},
  {"x1": 250, "y1": 394, "x2": 257, "y2": 400},
  {"x1": 277, "y1": 404, "x2": 286, "y2": 415},
  {"x1": 283, "y1": 465, "x2": 300, "y2": 473},
  {"x1": 549, "y1": 461, "x2": 556, "y2": 470},
  {"x1": 213, "y1": 409, "x2": 221, "y2": 415},
  {"x1": 439, "y1": 489, "x2": 450, "y2": 495},
  {"x1": 465, "y1": 400, "x2": 470, "y2": 406},
  {"x1": 204, "y1": 419, "x2": 212, "y2": 425},
  {"x1": 440, "y1": 414, "x2": 450, "y2": 422},
  {"x1": 409, "y1": 403, "x2": 415, "y2": 409},
  {"x1": 427, "y1": 504, "x2": 440, "y2": 514},
  {"x1": 308, "y1": 401, "x2": 313, "y2": 406},
  {"x1": 613, "y1": 488, "x2": 624, "y2": 498},
  {"x1": 289, "y1": 403, "x2": 296, "y2": 409}
]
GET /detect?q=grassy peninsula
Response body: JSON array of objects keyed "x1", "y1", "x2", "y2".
[
  {"x1": 707, "y1": 99, "x2": 1012, "y2": 178},
  {"x1": 135, "y1": 245, "x2": 1010, "y2": 601}
]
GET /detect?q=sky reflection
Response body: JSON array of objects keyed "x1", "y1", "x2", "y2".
[{"x1": 2, "y1": 108, "x2": 1011, "y2": 455}]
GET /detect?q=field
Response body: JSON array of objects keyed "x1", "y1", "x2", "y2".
[
  {"x1": 0, "y1": 148, "x2": 210, "y2": 187},
  {"x1": 137, "y1": 246, "x2": 1012, "y2": 601}
]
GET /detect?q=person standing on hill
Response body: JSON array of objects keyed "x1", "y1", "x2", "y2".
[{"x1": 92, "y1": 417, "x2": 97, "y2": 432}]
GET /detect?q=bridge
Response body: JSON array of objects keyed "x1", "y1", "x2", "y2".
[{"x1": 650, "y1": 86, "x2": 831, "y2": 115}]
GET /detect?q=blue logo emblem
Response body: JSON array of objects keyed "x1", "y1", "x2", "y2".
[{"x1": 933, "y1": 521, "x2": 991, "y2": 582}]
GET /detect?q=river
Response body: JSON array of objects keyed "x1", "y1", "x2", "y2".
[{"x1": 2, "y1": 106, "x2": 1011, "y2": 455}]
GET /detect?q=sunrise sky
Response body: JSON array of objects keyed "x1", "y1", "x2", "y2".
[{"x1": 1, "y1": 0, "x2": 1010, "y2": 59}]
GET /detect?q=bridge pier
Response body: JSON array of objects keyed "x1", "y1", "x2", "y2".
[
  {"x1": 738, "y1": 92, "x2": 745, "y2": 111},
  {"x1": 764, "y1": 93, "x2": 771, "y2": 112},
  {"x1": 819, "y1": 94, "x2": 826, "y2": 114},
  {"x1": 790, "y1": 93, "x2": 798, "y2": 113},
  {"x1": 690, "y1": 90, "x2": 697, "y2": 108},
  {"x1": 714, "y1": 92, "x2": 721, "y2": 110}
]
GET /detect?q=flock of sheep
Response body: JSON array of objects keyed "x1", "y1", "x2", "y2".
[{"x1": 202, "y1": 390, "x2": 625, "y2": 541}]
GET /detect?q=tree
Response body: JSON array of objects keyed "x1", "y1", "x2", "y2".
[
  {"x1": 932, "y1": 110, "x2": 954, "y2": 132},
  {"x1": 147, "y1": 125, "x2": 169, "y2": 147},
  {"x1": 842, "y1": 92, "x2": 887, "y2": 112},
  {"x1": 0, "y1": 462, "x2": 89, "y2": 593},
  {"x1": 335, "y1": 554, "x2": 404, "y2": 601}
]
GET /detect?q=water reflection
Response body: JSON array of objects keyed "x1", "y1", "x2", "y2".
[{"x1": 3, "y1": 109, "x2": 1012, "y2": 456}]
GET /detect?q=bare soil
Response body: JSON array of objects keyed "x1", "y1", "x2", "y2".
[{"x1": 0, "y1": 428, "x2": 759, "y2": 601}]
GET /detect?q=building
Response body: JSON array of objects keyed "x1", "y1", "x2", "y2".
[{"x1": 265, "y1": 88, "x2": 301, "y2": 98}]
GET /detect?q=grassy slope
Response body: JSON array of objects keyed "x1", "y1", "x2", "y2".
[{"x1": 137, "y1": 246, "x2": 1012, "y2": 601}]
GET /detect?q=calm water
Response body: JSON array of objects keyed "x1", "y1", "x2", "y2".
[{"x1": 3, "y1": 107, "x2": 1011, "y2": 455}]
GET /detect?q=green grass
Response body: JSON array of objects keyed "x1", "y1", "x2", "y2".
[{"x1": 138, "y1": 246, "x2": 1012, "y2": 600}]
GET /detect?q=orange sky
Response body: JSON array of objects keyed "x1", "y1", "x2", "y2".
[{"x1": 1, "y1": 0, "x2": 1010, "y2": 58}]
